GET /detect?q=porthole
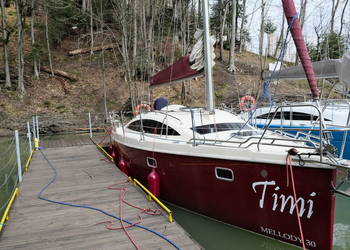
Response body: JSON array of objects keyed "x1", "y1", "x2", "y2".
[
  {"x1": 215, "y1": 167, "x2": 234, "y2": 182},
  {"x1": 146, "y1": 157, "x2": 157, "y2": 168}
]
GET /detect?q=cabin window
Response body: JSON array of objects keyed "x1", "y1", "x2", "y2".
[
  {"x1": 255, "y1": 112, "x2": 331, "y2": 121},
  {"x1": 193, "y1": 122, "x2": 254, "y2": 135},
  {"x1": 127, "y1": 119, "x2": 180, "y2": 136},
  {"x1": 128, "y1": 120, "x2": 141, "y2": 131},
  {"x1": 215, "y1": 167, "x2": 234, "y2": 181}
]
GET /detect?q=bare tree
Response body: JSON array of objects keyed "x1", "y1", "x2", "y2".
[
  {"x1": 0, "y1": 0, "x2": 11, "y2": 88},
  {"x1": 299, "y1": 0, "x2": 308, "y2": 31},
  {"x1": 239, "y1": 0, "x2": 246, "y2": 52},
  {"x1": 339, "y1": 0, "x2": 349, "y2": 37},
  {"x1": 45, "y1": 4, "x2": 54, "y2": 76},
  {"x1": 228, "y1": 0, "x2": 237, "y2": 72},
  {"x1": 259, "y1": 0, "x2": 267, "y2": 72},
  {"x1": 274, "y1": 14, "x2": 285, "y2": 58},
  {"x1": 331, "y1": 0, "x2": 341, "y2": 33},
  {"x1": 219, "y1": 0, "x2": 229, "y2": 61},
  {"x1": 259, "y1": 0, "x2": 266, "y2": 57},
  {"x1": 31, "y1": 0, "x2": 39, "y2": 78},
  {"x1": 15, "y1": 0, "x2": 25, "y2": 94},
  {"x1": 90, "y1": 0, "x2": 94, "y2": 55}
]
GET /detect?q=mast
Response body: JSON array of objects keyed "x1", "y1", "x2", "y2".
[
  {"x1": 281, "y1": 0, "x2": 320, "y2": 100},
  {"x1": 202, "y1": 0, "x2": 215, "y2": 111}
]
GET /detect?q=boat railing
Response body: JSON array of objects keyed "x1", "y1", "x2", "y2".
[
  {"x1": 257, "y1": 104, "x2": 327, "y2": 162},
  {"x1": 188, "y1": 136, "x2": 318, "y2": 150},
  {"x1": 256, "y1": 102, "x2": 350, "y2": 162}
]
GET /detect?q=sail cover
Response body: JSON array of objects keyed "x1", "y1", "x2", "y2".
[
  {"x1": 263, "y1": 51, "x2": 350, "y2": 87},
  {"x1": 150, "y1": 30, "x2": 215, "y2": 88}
]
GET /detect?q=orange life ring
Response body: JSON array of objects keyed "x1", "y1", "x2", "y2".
[
  {"x1": 240, "y1": 95, "x2": 256, "y2": 112},
  {"x1": 133, "y1": 103, "x2": 151, "y2": 116}
]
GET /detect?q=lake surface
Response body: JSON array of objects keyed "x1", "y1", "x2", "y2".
[{"x1": 168, "y1": 184, "x2": 350, "y2": 250}]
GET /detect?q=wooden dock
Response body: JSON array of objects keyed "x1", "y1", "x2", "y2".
[{"x1": 0, "y1": 141, "x2": 200, "y2": 249}]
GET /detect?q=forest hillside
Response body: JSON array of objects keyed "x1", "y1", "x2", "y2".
[{"x1": 0, "y1": 0, "x2": 347, "y2": 135}]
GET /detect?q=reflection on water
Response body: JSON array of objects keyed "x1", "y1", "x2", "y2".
[{"x1": 168, "y1": 191, "x2": 350, "y2": 250}]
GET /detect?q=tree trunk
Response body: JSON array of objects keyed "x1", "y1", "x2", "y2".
[
  {"x1": 274, "y1": 14, "x2": 285, "y2": 58},
  {"x1": 331, "y1": 0, "x2": 341, "y2": 33},
  {"x1": 259, "y1": 0, "x2": 266, "y2": 73},
  {"x1": 259, "y1": 0, "x2": 266, "y2": 57},
  {"x1": 82, "y1": 0, "x2": 87, "y2": 11},
  {"x1": 219, "y1": 2, "x2": 229, "y2": 61},
  {"x1": 228, "y1": 0, "x2": 237, "y2": 72},
  {"x1": 1, "y1": 0, "x2": 11, "y2": 88},
  {"x1": 45, "y1": 6, "x2": 54, "y2": 76},
  {"x1": 90, "y1": 0, "x2": 94, "y2": 55},
  {"x1": 40, "y1": 66, "x2": 77, "y2": 82},
  {"x1": 31, "y1": 0, "x2": 39, "y2": 78},
  {"x1": 68, "y1": 44, "x2": 116, "y2": 56},
  {"x1": 132, "y1": 0, "x2": 138, "y2": 79},
  {"x1": 239, "y1": 0, "x2": 246, "y2": 52},
  {"x1": 339, "y1": 0, "x2": 349, "y2": 37},
  {"x1": 15, "y1": 0, "x2": 25, "y2": 95}
]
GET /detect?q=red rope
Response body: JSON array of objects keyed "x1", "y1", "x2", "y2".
[
  {"x1": 96, "y1": 180, "x2": 162, "y2": 249},
  {"x1": 286, "y1": 152, "x2": 306, "y2": 250},
  {"x1": 119, "y1": 187, "x2": 140, "y2": 250}
]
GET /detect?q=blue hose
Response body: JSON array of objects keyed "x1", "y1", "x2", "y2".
[{"x1": 37, "y1": 148, "x2": 181, "y2": 250}]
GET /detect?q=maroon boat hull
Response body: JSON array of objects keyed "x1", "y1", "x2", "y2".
[{"x1": 113, "y1": 143, "x2": 336, "y2": 249}]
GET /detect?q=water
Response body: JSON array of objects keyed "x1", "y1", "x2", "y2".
[{"x1": 168, "y1": 189, "x2": 350, "y2": 250}]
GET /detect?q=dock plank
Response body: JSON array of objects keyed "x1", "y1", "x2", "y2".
[{"x1": 0, "y1": 145, "x2": 200, "y2": 250}]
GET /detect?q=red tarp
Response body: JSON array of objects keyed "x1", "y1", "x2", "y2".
[{"x1": 150, "y1": 56, "x2": 202, "y2": 87}]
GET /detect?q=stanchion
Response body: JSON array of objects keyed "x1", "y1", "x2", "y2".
[
  {"x1": 15, "y1": 130, "x2": 22, "y2": 183},
  {"x1": 27, "y1": 122, "x2": 32, "y2": 153},
  {"x1": 88, "y1": 112, "x2": 93, "y2": 138}
]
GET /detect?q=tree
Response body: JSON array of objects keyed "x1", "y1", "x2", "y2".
[
  {"x1": 263, "y1": 19, "x2": 276, "y2": 57},
  {"x1": 308, "y1": 33, "x2": 345, "y2": 61},
  {"x1": 30, "y1": 0, "x2": 39, "y2": 78},
  {"x1": 228, "y1": 0, "x2": 237, "y2": 72},
  {"x1": 258, "y1": 0, "x2": 266, "y2": 57},
  {"x1": 0, "y1": 0, "x2": 11, "y2": 88},
  {"x1": 339, "y1": 0, "x2": 349, "y2": 37},
  {"x1": 274, "y1": 14, "x2": 285, "y2": 58},
  {"x1": 15, "y1": 0, "x2": 26, "y2": 95},
  {"x1": 239, "y1": 0, "x2": 246, "y2": 52},
  {"x1": 330, "y1": 0, "x2": 341, "y2": 33}
]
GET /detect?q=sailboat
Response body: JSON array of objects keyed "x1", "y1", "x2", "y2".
[{"x1": 110, "y1": 1, "x2": 350, "y2": 249}]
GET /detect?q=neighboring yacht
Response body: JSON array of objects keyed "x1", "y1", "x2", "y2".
[{"x1": 242, "y1": 99, "x2": 350, "y2": 159}]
